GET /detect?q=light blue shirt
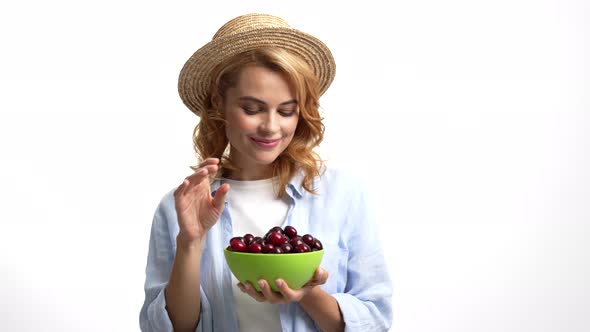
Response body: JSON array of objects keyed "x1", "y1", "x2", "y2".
[{"x1": 140, "y1": 167, "x2": 393, "y2": 331}]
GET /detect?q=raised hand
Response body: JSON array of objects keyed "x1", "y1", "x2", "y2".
[{"x1": 173, "y1": 158, "x2": 230, "y2": 247}]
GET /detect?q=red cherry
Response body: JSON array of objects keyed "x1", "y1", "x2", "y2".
[
  {"x1": 265, "y1": 227, "x2": 283, "y2": 239},
  {"x1": 267, "y1": 231, "x2": 284, "y2": 246},
  {"x1": 312, "y1": 239, "x2": 323, "y2": 251},
  {"x1": 302, "y1": 234, "x2": 315, "y2": 246},
  {"x1": 247, "y1": 243, "x2": 263, "y2": 253},
  {"x1": 230, "y1": 236, "x2": 243, "y2": 243},
  {"x1": 230, "y1": 238, "x2": 247, "y2": 252},
  {"x1": 280, "y1": 243, "x2": 293, "y2": 253},
  {"x1": 284, "y1": 226, "x2": 297, "y2": 238},
  {"x1": 278, "y1": 235, "x2": 289, "y2": 245},
  {"x1": 261, "y1": 243, "x2": 275, "y2": 253},
  {"x1": 290, "y1": 237, "x2": 304, "y2": 248},
  {"x1": 270, "y1": 226, "x2": 284, "y2": 234},
  {"x1": 295, "y1": 243, "x2": 311, "y2": 253},
  {"x1": 270, "y1": 246, "x2": 283, "y2": 254},
  {"x1": 243, "y1": 234, "x2": 254, "y2": 245}
]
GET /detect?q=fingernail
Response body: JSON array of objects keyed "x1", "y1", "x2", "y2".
[
  {"x1": 258, "y1": 280, "x2": 265, "y2": 289},
  {"x1": 275, "y1": 279, "x2": 283, "y2": 287}
]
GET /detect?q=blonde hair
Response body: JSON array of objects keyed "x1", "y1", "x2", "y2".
[{"x1": 190, "y1": 47, "x2": 325, "y2": 198}]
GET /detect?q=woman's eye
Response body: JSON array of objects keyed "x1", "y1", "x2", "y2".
[
  {"x1": 241, "y1": 106, "x2": 260, "y2": 114},
  {"x1": 279, "y1": 110, "x2": 296, "y2": 117}
]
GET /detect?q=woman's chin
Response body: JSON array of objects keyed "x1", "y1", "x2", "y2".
[
  {"x1": 255, "y1": 157, "x2": 279, "y2": 165},
  {"x1": 248, "y1": 150, "x2": 282, "y2": 164}
]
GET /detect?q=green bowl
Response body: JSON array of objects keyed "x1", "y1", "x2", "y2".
[{"x1": 224, "y1": 247, "x2": 324, "y2": 292}]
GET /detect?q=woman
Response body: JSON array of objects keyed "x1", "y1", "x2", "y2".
[{"x1": 140, "y1": 13, "x2": 392, "y2": 332}]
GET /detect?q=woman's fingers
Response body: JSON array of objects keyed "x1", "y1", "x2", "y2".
[
  {"x1": 257, "y1": 280, "x2": 287, "y2": 304},
  {"x1": 239, "y1": 276, "x2": 327, "y2": 304},
  {"x1": 175, "y1": 168, "x2": 207, "y2": 197},
  {"x1": 238, "y1": 282, "x2": 266, "y2": 302},
  {"x1": 175, "y1": 158, "x2": 220, "y2": 198},
  {"x1": 238, "y1": 280, "x2": 289, "y2": 304},
  {"x1": 192, "y1": 164, "x2": 218, "y2": 179},
  {"x1": 174, "y1": 175, "x2": 197, "y2": 200},
  {"x1": 314, "y1": 267, "x2": 328, "y2": 284},
  {"x1": 182, "y1": 164, "x2": 219, "y2": 195},
  {"x1": 274, "y1": 279, "x2": 300, "y2": 302},
  {"x1": 303, "y1": 267, "x2": 328, "y2": 287},
  {"x1": 198, "y1": 157, "x2": 220, "y2": 168}
]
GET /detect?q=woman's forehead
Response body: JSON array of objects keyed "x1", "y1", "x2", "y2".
[{"x1": 228, "y1": 66, "x2": 295, "y2": 102}]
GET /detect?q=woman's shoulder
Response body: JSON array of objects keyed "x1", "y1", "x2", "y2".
[
  {"x1": 160, "y1": 186, "x2": 178, "y2": 207},
  {"x1": 152, "y1": 186, "x2": 179, "y2": 222}
]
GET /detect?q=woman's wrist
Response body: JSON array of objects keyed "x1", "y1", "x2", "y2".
[
  {"x1": 176, "y1": 233, "x2": 206, "y2": 252},
  {"x1": 298, "y1": 286, "x2": 345, "y2": 331},
  {"x1": 298, "y1": 285, "x2": 322, "y2": 304}
]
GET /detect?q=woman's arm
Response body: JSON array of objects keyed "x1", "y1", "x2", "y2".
[
  {"x1": 238, "y1": 268, "x2": 344, "y2": 331},
  {"x1": 165, "y1": 159, "x2": 229, "y2": 331},
  {"x1": 298, "y1": 286, "x2": 345, "y2": 332},
  {"x1": 328, "y1": 178, "x2": 393, "y2": 331},
  {"x1": 141, "y1": 158, "x2": 228, "y2": 332},
  {"x1": 165, "y1": 238, "x2": 205, "y2": 332}
]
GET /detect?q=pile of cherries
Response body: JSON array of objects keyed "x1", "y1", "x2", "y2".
[{"x1": 227, "y1": 226, "x2": 323, "y2": 254}]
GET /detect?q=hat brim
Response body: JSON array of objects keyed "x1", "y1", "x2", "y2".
[{"x1": 178, "y1": 27, "x2": 336, "y2": 116}]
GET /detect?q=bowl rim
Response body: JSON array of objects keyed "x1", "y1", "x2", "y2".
[{"x1": 223, "y1": 247, "x2": 324, "y2": 257}]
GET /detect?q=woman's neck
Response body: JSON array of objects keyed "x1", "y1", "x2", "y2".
[{"x1": 225, "y1": 167, "x2": 273, "y2": 181}]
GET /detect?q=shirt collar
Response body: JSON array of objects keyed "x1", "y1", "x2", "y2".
[{"x1": 287, "y1": 170, "x2": 305, "y2": 199}]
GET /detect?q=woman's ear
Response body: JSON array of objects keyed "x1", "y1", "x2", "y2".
[{"x1": 210, "y1": 93, "x2": 223, "y2": 111}]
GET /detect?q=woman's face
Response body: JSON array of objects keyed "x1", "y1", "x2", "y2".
[{"x1": 223, "y1": 65, "x2": 299, "y2": 180}]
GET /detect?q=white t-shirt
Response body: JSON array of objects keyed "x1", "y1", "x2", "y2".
[{"x1": 224, "y1": 177, "x2": 289, "y2": 332}]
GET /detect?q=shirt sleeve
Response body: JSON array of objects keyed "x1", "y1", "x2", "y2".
[
  {"x1": 139, "y1": 195, "x2": 212, "y2": 332},
  {"x1": 332, "y1": 181, "x2": 394, "y2": 332}
]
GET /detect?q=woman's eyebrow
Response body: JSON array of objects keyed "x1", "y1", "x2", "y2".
[{"x1": 238, "y1": 96, "x2": 297, "y2": 106}]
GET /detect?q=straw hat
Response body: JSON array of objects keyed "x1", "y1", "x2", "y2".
[{"x1": 178, "y1": 13, "x2": 336, "y2": 116}]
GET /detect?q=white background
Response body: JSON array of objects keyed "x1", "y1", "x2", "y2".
[{"x1": 0, "y1": 0, "x2": 588, "y2": 331}]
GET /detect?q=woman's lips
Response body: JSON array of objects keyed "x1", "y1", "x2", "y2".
[{"x1": 250, "y1": 137, "x2": 280, "y2": 148}]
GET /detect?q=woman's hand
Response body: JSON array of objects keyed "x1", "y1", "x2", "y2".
[
  {"x1": 174, "y1": 158, "x2": 230, "y2": 247},
  {"x1": 237, "y1": 267, "x2": 329, "y2": 304}
]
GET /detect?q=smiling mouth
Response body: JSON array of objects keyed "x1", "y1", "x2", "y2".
[
  {"x1": 250, "y1": 137, "x2": 281, "y2": 148},
  {"x1": 251, "y1": 137, "x2": 280, "y2": 143}
]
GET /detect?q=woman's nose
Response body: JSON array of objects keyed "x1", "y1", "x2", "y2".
[{"x1": 259, "y1": 112, "x2": 280, "y2": 133}]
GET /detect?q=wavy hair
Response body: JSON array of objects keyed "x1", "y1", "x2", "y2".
[{"x1": 190, "y1": 47, "x2": 325, "y2": 197}]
